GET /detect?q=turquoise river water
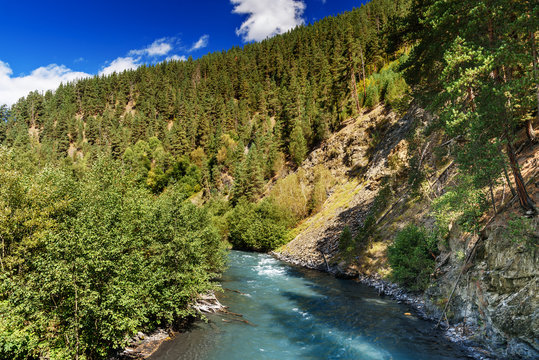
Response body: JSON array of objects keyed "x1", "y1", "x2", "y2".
[{"x1": 150, "y1": 250, "x2": 472, "y2": 360}]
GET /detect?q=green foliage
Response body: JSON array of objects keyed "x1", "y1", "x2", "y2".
[
  {"x1": 205, "y1": 196, "x2": 232, "y2": 241},
  {"x1": 403, "y1": 0, "x2": 538, "y2": 213},
  {"x1": 269, "y1": 166, "x2": 334, "y2": 222},
  {"x1": 505, "y1": 215, "x2": 538, "y2": 250},
  {"x1": 0, "y1": 105, "x2": 8, "y2": 144},
  {"x1": 123, "y1": 142, "x2": 201, "y2": 195},
  {"x1": 308, "y1": 167, "x2": 333, "y2": 214},
  {"x1": 227, "y1": 199, "x2": 292, "y2": 252},
  {"x1": 172, "y1": 161, "x2": 203, "y2": 195},
  {"x1": 432, "y1": 176, "x2": 489, "y2": 236},
  {"x1": 388, "y1": 224, "x2": 437, "y2": 290},
  {"x1": 361, "y1": 56, "x2": 410, "y2": 110},
  {"x1": 363, "y1": 83, "x2": 381, "y2": 108},
  {"x1": 231, "y1": 145, "x2": 265, "y2": 203},
  {"x1": 0, "y1": 152, "x2": 225, "y2": 360},
  {"x1": 338, "y1": 226, "x2": 355, "y2": 258},
  {"x1": 289, "y1": 121, "x2": 308, "y2": 167},
  {"x1": 269, "y1": 169, "x2": 311, "y2": 220}
]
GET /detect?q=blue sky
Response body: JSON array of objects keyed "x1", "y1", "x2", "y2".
[{"x1": 0, "y1": 0, "x2": 365, "y2": 105}]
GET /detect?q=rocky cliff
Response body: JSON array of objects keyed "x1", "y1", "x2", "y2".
[{"x1": 274, "y1": 105, "x2": 538, "y2": 359}]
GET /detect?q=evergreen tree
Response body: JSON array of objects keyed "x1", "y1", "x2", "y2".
[
  {"x1": 406, "y1": 0, "x2": 537, "y2": 214},
  {"x1": 289, "y1": 120, "x2": 308, "y2": 167},
  {"x1": 0, "y1": 105, "x2": 9, "y2": 144}
]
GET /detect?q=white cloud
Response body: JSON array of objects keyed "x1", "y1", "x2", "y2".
[
  {"x1": 0, "y1": 61, "x2": 91, "y2": 106},
  {"x1": 100, "y1": 38, "x2": 177, "y2": 76},
  {"x1": 231, "y1": 0, "x2": 306, "y2": 42},
  {"x1": 190, "y1": 35, "x2": 209, "y2": 51},
  {"x1": 0, "y1": 37, "x2": 183, "y2": 105},
  {"x1": 129, "y1": 38, "x2": 173, "y2": 57},
  {"x1": 99, "y1": 56, "x2": 141, "y2": 76},
  {"x1": 166, "y1": 55, "x2": 187, "y2": 62}
]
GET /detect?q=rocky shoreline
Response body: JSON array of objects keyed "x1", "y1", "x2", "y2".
[
  {"x1": 111, "y1": 291, "x2": 226, "y2": 359},
  {"x1": 272, "y1": 251, "x2": 497, "y2": 360},
  {"x1": 112, "y1": 247, "x2": 528, "y2": 360}
]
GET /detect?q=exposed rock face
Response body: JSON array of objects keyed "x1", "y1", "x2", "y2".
[
  {"x1": 275, "y1": 104, "x2": 538, "y2": 359},
  {"x1": 426, "y1": 221, "x2": 538, "y2": 359},
  {"x1": 279, "y1": 105, "x2": 425, "y2": 272}
]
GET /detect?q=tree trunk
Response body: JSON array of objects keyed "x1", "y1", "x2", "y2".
[
  {"x1": 531, "y1": 31, "x2": 539, "y2": 138},
  {"x1": 360, "y1": 47, "x2": 367, "y2": 100},
  {"x1": 348, "y1": 49, "x2": 361, "y2": 115},
  {"x1": 506, "y1": 141, "x2": 536, "y2": 214},
  {"x1": 503, "y1": 161, "x2": 516, "y2": 197},
  {"x1": 489, "y1": 178, "x2": 497, "y2": 214},
  {"x1": 350, "y1": 69, "x2": 360, "y2": 114},
  {"x1": 501, "y1": 181, "x2": 506, "y2": 205}
]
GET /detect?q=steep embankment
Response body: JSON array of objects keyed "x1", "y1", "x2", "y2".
[
  {"x1": 422, "y1": 141, "x2": 538, "y2": 359},
  {"x1": 276, "y1": 104, "x2": 425, "y2": 274},
  {"x1": 274, "y1": 105, "x2": 538, "y2": 359}
]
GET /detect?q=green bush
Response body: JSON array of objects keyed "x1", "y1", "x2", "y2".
[
  {"x1": 432, "y1": 175, "x2": 488, "y2": 236},
  {"x1": 361, "y1": 55, "x2": 410, "y2": 110},
  {"x1": 227, "y1": 199, "x2": 292, "y2": 252},
  {"x1": 0, "y1": 154, "x2": 225, "y2": 360},
  {"x1": 363, "y1": 83, "x2": 381, "y2": 108},
  {"x1": 338, "y1": 226, "x2": 355, "y2": 258},
  {"x1": 387, "y1": 224, "x2": 437, "y2": 290},
  {"x1": 505, "y1": 215, "x2": 537, "y2": 250}
]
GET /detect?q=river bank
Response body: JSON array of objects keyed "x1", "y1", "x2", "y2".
[
  {"x1": 272, "y1": 251, "x2": 496, "y2": 360},
  {"x1": 118, "y1": 249, "x2": 495, "y2": 360},
  {"x1": 149, "y1": 250, "x2": 475, "y2": 360},
  {"x1": 112, "y1": 292, "x2": 226, "y2": 359}
]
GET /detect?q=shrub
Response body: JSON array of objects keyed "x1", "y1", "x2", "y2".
[
  {"x1": 338, "y1": 226, "x2": 355, "y2": 258},
  {"x1": 360, "y1": 55, "x2": 410, "y2": 110},
  {"x1": 269, "y1": 169, "x2": 310, "y2": 220},
  {"x1": 308, "y1": 166, "x2": 334, "y2": 214},
  {"x1": 270, "y1": 166, "x2": 334, "y2": 221},
  {"x1": 432, "y1": 175, "x2": 488, "y2": 236},
  {"x1": 0, "y1": 155, "x2": 225, "y2": 360},
  {"x1": 363, "y1": 83, "x2": 380, "y2": 108},
  {"x1": 505, "y1": 215, "x2": 537, "y2": 250},
  {"x1": 387, "y1": 224, "x2": 437, "y2": 290},
  {"x1": 227, "y1": 199, "x2": 292, "y2": 252}
]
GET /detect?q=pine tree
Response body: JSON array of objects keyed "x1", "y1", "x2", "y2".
[
  {"x1": 85, "y1": 116, "x2": 99, "y2": 145},
  {"x1": 5, "y1": 0, "x2": 414, "y2": 194},
  {"x1": 408, "y1": 0, "x2": 537, "y2": 214},
  {"x1": 289, "y1": 120, "x2": 307, "y2": 167},
  {"x1": 0, "y1": 105, "x2": 9, "y2": 144}
]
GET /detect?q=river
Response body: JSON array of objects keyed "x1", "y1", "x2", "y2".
[{"x1": 150, "y1": 250, "x2": 472, "y2": 360}]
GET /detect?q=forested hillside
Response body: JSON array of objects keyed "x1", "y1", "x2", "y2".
[
  {"x1": 3, "y1": 0, "x2": 410, "y2": 199},
  {"x1": 1, "y1": 0, "x2": 537, "y2": 359},
  {"x1": 0, "y1": 1, "x2": 415, "y2": 358}
]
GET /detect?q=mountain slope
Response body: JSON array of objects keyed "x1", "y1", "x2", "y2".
[{"x1": 273, "y1": 102, "x2": 538, "y2": 359}]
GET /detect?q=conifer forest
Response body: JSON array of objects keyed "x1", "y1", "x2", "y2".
[{"x1": 0, "y1": 0, "x2": 537, "y2": 359}]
